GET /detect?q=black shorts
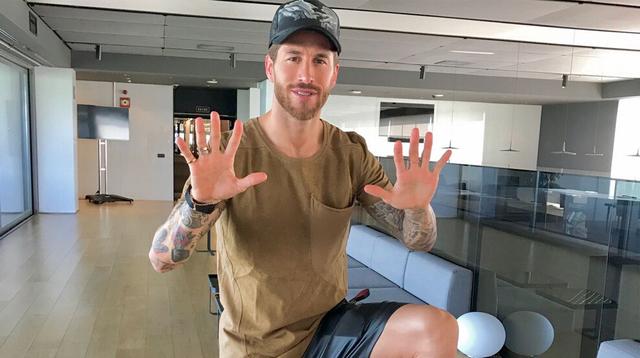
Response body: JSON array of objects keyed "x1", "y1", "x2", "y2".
[{"x1": 303, "y1": 300, "x2": 407, "y2": 358}]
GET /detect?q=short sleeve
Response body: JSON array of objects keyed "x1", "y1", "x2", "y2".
[{"x1": 350, "y1": 132, "x2": 392, "y2": 207}]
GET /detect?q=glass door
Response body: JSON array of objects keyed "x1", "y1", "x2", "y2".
[{"x1": 0, "y1": 55, "x2": 33, "y2": 237}]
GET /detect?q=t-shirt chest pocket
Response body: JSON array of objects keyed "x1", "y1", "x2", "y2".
[{"x1": 309, "y1": 194, "x2": 353, "y2": 290}]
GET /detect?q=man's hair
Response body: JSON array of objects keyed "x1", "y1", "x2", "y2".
[{"x1": 267, "y1": 44, "x2": 339, "y2": 64}]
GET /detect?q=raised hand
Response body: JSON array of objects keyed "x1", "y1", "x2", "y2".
[
  {"x1": 175, "y1": 112, "x2": 268, "y2": 203},
  {"x1": 364, "y1": 128, "x2": 451, "y2": 210}
]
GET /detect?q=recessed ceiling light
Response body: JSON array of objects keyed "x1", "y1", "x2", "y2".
[
  {"x1": 172, "y1": 83, "x2": 180, "y2": 87},
  {"x1": 432, "y1": 94, "x2": 444, "y2": 98},
  {"x1": 206, "y1": 79, "x2": 218, "y2": 84},
  {"x1": 449, "y1": 50, "x2": 495, "y2": 55},
  {"x1": 349, "y1": 90, "x2": 362, "y2": 94},
  {"x1": 127, "y1": 79, "x2": 132, "y2": 83}
]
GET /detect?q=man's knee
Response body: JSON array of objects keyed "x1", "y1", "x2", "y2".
[
  {"x1": 409, "y1": 306, "x2": 459, "y2": 355},
  {"x1": 414, "y1": 306, "x2": 458, "y2": 338}
]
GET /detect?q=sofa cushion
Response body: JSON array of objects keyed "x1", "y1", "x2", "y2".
[
  {"x1": 347, "y1": 225, "x2": 387, "y2": 267},
  {"x1": 347, "y1": 287, "x2": 424, "y2": 305},
  {"x1": 403, "y1": 251, "x2": 472, "y2": 317},
  {"x1": 348, "y1": 256, "x2": 365, "y2": 268},
  {"x1": 597, "y1": 339, "x2": 640, "y2": 358},
  {"x1": 348, "y1": 266, "x2": 397, "y2": 288},
  {"x1": 369, "y1": 234, "x2": 411, "y2": 287}
]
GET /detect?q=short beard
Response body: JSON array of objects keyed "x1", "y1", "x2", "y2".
[{"x1": 274, "y1": 81, "x2": 329, "y2": 121}]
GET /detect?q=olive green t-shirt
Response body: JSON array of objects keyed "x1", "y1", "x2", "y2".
[{"x1": 215, "y1": 118, "x2": 390, "y2": 357}]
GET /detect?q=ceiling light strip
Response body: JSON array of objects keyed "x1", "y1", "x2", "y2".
[{"x1": 30, "y1": 0, "x2": 640, "y2": 51}]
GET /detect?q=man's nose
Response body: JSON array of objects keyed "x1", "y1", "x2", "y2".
[{"x1": 297, "y1": 59, "x2": 314, "y2": 84}]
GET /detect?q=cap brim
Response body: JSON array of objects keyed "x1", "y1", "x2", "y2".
[{"x1": 270, "y1": 24, "x2": 341, "y2": 54}]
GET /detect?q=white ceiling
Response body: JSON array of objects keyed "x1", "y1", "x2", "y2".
[
  {"x1": 234, "y1": 0, "x2": 640, "y2": 33},
  {"x1": 28, "y1": 0, "x2": 640, "y2": 91}
]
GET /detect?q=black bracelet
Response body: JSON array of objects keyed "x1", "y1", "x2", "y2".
[{"x1": 184, "y1": 186, "x2": 218, "y2": 214}]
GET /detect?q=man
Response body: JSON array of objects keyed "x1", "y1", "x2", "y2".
[{"x1": 149, "y1": 0, "x2": 457, "y2": 356}]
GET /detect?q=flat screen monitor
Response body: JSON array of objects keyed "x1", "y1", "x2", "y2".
[{"x1": 77, "y1": 104, "x2": 130, "y2": 140}]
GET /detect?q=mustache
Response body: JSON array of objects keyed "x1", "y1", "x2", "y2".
[{"x1": 288, "y1": 83, "x2": 321, "y2": 92}]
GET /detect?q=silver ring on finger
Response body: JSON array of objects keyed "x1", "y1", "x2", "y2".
[
  {"x1": 198, "y1": 146, "x2": 211, "y2": 155},
  {"x1": 186, "y1": 157, "x2": 197, "y2": 164}
]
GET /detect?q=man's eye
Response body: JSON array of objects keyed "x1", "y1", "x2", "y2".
[{"x1": 315, "y1": 58, "x2": 327, "y2": 64}]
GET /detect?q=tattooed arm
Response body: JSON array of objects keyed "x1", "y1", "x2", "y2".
[
  {"x1": 148, "y1": 197, "x2": 225, "y2": 273},
  {"x1": 363, "y1": 201, "x2": 437, "y2": 252}
]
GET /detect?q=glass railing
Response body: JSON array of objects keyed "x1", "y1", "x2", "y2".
[{"x1": 354, "y1": 158, "x2": 639, "y2": 358}]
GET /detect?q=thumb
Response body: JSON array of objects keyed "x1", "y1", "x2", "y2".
[
  {"x1": 364, "y1": 184, "x2": 392, "y2": 202},
  {"x1": 237, "y1": 172, "x2": 268, "y2": 191}
]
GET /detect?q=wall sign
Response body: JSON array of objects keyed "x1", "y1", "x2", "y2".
[{"x1": 195, "y1": 105, "x2": 211, "y2": 113}]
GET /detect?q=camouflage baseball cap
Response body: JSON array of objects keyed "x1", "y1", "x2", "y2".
[{"x1": 269, "y1": 0, "x2": 341, "y2": 54}]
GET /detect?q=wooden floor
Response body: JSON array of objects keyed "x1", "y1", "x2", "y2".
[
  {"x1": 0, "y1": 200, "x2": 218, "y2": 358},
  {"x1": 0, "y1": 200, "x2": 469, "y2": 358}
]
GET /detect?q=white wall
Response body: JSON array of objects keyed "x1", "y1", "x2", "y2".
[
  {"x1": 611, "y1": 97, "x2": 640, "y2": 181},
  {"x1": 322, "y1": 95, "x2": 542, "y2": 170},
  {"x1": 237, "y1": 87, "x2": 260, "y2": 122},
  {"x1": 76, "y1": 81, "x2": 173, "y2": 201},
  {"x1": 34, "y1": 67, "x2": 77, "y2": 213},
  {"x1": 481, "y1": 103, "x2": 541, "y2": 170},
  {"x1": 434, "y1": 100, "x2": 485, "y2": 166}
]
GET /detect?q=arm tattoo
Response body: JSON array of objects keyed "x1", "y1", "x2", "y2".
[
  {"x1": 364, "y1": 201, "x2": 405, "y2": 238},
  {"x1": 148, "y1": 199, "x2": 225, "y2": 272},
  {"x1": 402, "y1": 206, "x2": 437, "y2": 252},
  {"x1": 364, "y1": 201, "x2": 437, "y2": 252}
]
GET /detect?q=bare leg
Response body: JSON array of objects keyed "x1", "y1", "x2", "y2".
[{"x1": 370, "y1": 304, "x2": 458, "y2": 358}]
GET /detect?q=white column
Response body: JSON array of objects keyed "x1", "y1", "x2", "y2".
[
  {"x1": 237, "y1": 87, "x2": 261, "y2": 122},
  {"x1": 259, "y1": 80, "x2": 274, "y2": 115},
  {"x1": 34, "y1": 66, "x2": 78, "y2": 213}
]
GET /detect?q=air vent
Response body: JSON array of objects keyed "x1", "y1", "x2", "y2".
[
  {"x1": 0, "y1": 27, "x2": 17, "y2": 45},
  {"x1": 434, "y1": 60, "x2": 472, "y2": 66}
]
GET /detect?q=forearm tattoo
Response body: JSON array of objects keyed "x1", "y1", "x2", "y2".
[
  {"x1": 364, "y1": 201, "x2": 437, "y2": 252},
  {"x1": 149, "y1": 199, "x2": 224, "y2": 272},
  {"x1": 402, "y1": 206, "x2": 437, "y2": 252},
  {"x1": 364, "y1": 201, "x2": 405, "y2": 238}
]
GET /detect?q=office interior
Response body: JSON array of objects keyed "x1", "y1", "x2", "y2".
[{"x1": 0, "y1": 0, "x2": 639, "y2": 357}]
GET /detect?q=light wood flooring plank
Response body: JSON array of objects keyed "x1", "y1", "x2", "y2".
[
  {"x1": 0, "y1": 201, "x2": 220, "y2": 358},
  {"x1": 0, "y1": 313, "x2": 48, "y2": 358}
]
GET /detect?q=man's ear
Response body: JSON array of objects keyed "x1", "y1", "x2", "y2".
[
  {"x1": 265, "y1": 54, "x2": 274, "y2": 82},
  {"x1": 330, "y1": 61, "x2": 340, "y2": 88}
]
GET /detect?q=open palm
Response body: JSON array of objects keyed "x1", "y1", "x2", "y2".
[
  {"x1": 175, "y1": 112, "x2": 267, "y2": 203},
  {"x1": 364, "y1": 128, "x2": 451, "y2": 210}
]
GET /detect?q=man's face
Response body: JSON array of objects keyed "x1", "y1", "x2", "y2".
[{"x1": 265, "y1": 30, "x2": 339, "y2": 121}]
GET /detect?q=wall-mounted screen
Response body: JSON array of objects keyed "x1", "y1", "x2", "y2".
[{"x1": 77, "y1": 104, "x2": 130, "y2": 141}]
